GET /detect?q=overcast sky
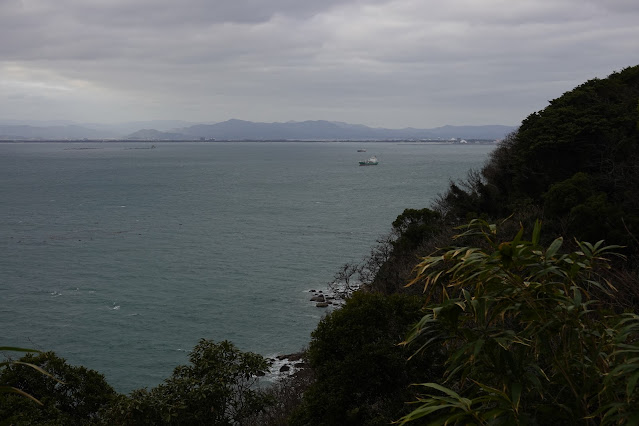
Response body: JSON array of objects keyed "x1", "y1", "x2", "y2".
[{"x1": 1, "y1": 0, "x2": 637, "y2": 128}]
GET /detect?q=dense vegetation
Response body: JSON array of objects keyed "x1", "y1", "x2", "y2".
[
  {"x1": 439, "y1": 65, "x2": 639, "y2": 249},
  {"x1": 288, "y1": 292, "x2": 442, "y2": 425},
  {"x1": 294, "y1": 64, "x2": 639, "y2": 425},
  {"x1": 0, "y1": 351, "x2": 116, "y2": 425},
  {"x1": 99, "y1": 339, "x2": 272, "y2": 425},
  {"x1": 1, "y1": 341, "x2": 271, "y2": 425},
  {"x1": 400, "y1": 220, "x2": 638, "y2": 424},
  {"x1": 2, "y1": 65, "x2": 638, "y2": 425},
  {"x1": 392, "y1": 65, "x2": 639, "y2": 424}
]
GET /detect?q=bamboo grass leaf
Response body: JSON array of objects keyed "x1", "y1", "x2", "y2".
[
  {"x1": 472, "y1": 380, "x2": 510, "y2": 401},
  {"x1": 626, "y1": 371, "x2": 639, "y2": 398},
  {"x1": 511, "y1": 382, "x2": 522, "y2": 412},
  {"x1": 0, "y1": 347, "x2": 41, "y2": 353},
  {"x1": 0, "y1": 386, "x2": 43, "y2": 405},
  {"x1": 401, "y1": 219, "x2": 629, "y2": 425},
  {"x1": 532, "y1": 220, "x2": 542, "y2": 246},
  {"x1": 512, "y1": 225, "x2": 524, "y2": 246},
  {"x1": 9, "y1": 361, "x2": 63, "y2": 383},
  {"x1": 545, "y1": 237, "x2": 563, "y2": 259}
]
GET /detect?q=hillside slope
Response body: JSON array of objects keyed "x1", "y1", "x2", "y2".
[{"x1": 441, "y1": 65, "x2": 639, "y2": 248}]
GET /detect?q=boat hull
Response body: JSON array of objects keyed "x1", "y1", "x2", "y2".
[{"x1": 359, "y1": 156, "x2": 378, "y2": 166}]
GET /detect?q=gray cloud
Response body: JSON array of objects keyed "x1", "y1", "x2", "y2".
[{"x1": 1, "y1": 0, "x2": 637, "y2": 127}]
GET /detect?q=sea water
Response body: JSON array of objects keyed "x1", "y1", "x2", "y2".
[{"x1": 0, "y1": 141, "x2": 494, "y2": 393}]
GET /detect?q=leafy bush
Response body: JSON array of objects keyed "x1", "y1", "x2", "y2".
[
  {"x1": 370, "y1": 208, "x2": 452, "y2": 294},
  {"x1": 391, "y1": 208, "x2": 442, "y2": 252},
  {"x1": 543, "y1": 172, "x2": 595, "y2": 216},
  {"x1": 290, "y1": 292, "x2": 442, "y2": 425},
  {"x1": 1, "y1": 346, "x2": 47, "y2": 405},
  {"x1": 399, "y1": 219, "x2": 639, "y2": 425},
  {"x1": 0, "y1": 351, "x2": 116, "y2": 425},
  {"x1": 99, "y1": 339, "x2": 272, "y2": 425}
]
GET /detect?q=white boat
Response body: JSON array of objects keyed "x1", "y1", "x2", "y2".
[{"x1": 359, "y1": 156, "x2": 379, "y2": 166}]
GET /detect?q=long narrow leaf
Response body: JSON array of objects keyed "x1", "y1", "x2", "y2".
[
  {"x1": 9, "y1": 361, "x2": 64, "y2": 383},
  {"x1": 546, "y1": 237, "x2": 563, "y2": 259},
  {"x1": 0, "y1": 347, "x2": 40, "y2": 353},
  {"x1": 0, "y1": 386, "x2": 43, "y2": 405}
]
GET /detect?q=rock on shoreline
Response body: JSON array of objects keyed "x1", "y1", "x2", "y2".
[{"x1": 265, "y1": 351, "x2": 307, "y2": 378}]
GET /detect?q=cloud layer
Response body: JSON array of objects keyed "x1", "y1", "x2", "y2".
[{"x1": 1, "y1": 0, "x2": 637, "y2": 127}]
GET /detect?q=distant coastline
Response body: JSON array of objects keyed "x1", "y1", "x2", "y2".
[
  {"x1": 0, "y1": 138, "x2": 499, "y2": 144},
  {"x1": 0, "y1": 119, "x2": 516, "y2": 142}
]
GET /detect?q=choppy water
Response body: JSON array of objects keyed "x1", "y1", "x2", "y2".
[{"x1": 1, "y1": 141, "x2": 494, "y2": 392}]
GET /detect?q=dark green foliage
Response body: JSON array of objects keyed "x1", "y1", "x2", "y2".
[
  {"x1": 434, "y1": 170, "x2": 503, "y2": 221},
  {"x1": 543, "y1": 171, "x2": 595, "y2": 216},
  {"x1": 432, "y1": 65, "x2": 639, "y2": 254},
  {"x1": 504, "y1": 67, "x2": 638, "y2": 244},
  {"x1": 290, "y1": 292, "x2": 442, "y2": 426},
  {"x1": 543, "y1": 172, "x2": 629, "y2": 243},
  {"x1": 502, "y1": 67, "x2": 639, "y2": 202},
  {"x1": 568, "y1": 192, "x2": 627, "y2": 243},
  {"x1": 401, "y1": 220, "x2": 638, "y2": 425},
  {"x1": 370, "y1": 208, "x2": 447, "y2": 293},
  {"x1": 391, "y1": 208, "x2": 441, "y2": 252},
  {"x1": 0, "y1": 352, "x2": 116, "y2": 425},
  {"x1": 309, "y1": 66, "x2": 639, "y2": 423},
  {"x1": 99, "y1": 339, "x2": 272, "y2": 425},
  {"x1": 0, "y1": 346, "x2": 47, "y2": 406}
]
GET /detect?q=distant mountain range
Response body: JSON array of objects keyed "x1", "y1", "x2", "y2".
[{"x1": 0, "y1": 119, "x2": 517, "y2": 141}]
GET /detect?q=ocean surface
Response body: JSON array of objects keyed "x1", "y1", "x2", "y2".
[{"x1": 1, "y1": 141, "x2": 494, "y2": 393}]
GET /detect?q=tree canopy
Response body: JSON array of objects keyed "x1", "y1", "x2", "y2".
[
  {"x1": 290, "y1": 292, "x2": 440, "y2": 425},
  {"x1": 0, "y1": 351, "x2": 116, "y2": 425},
  {"x1": 99, "y1": 339, "x2": 272, "y2": 425},
  {"x1": 478, "y1": 65, "x2": 639, "y2": 248}
]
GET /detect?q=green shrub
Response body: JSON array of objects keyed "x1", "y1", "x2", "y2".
[
  {"x1": 391, "y1": 208, "x2": 442, "y2": 252},
  {"x1": 99, "y1": 339, "x2": 272, "y2": 425},
  {"x1": 290, "y1": 292, "x2": 442, "y2": 426},
  {"x1": 0, "y1": 351, "x2": 116, "y2": 425},
  {"x1": 543, "y1": 172, "x2": 594, "y2": 216},
  {"x1": 400, "y1": 219, "x2": 638, "y2": 425}
]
